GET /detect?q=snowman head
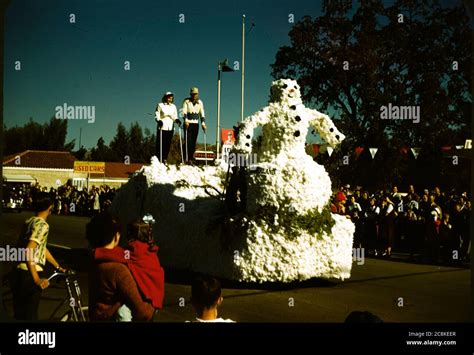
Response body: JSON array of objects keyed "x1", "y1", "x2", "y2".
[{"x1": 270, "y1": 79, "x2": 302, "y2": 104}]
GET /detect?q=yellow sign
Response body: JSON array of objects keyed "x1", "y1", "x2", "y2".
[{"x1": 74, "y1": 161, "x2": 105, "y2": 173}]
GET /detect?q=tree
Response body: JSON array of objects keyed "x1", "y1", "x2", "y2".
[
  {"x1": 73, "y1": 146, "x2": 88, "y2": 160},
  {"x1": 43, "y1": 117, "x2": 74, "y2": 151},
  {"x1": 271, "y1": 0, "x2": 471, "y2": 189},
  {"x1": 90, "y1": 137, "x2": 114, "y2": 162},
  {"x1": 142, "y1": 128, "x2": 155, "y2": 163},
  {"x1": 104, "y1": 122, "x2": 157, "y2": 163},
  {"x1": 3, "y1": 117, "x2": 75, "y2": 155},
  {"x1": 128, "y1": 122, "x2": 145, "y2": 162},
  {"x1": 21, "y1": 118, "x2": 44, "y2": 150},
  {"x1": 109, "y1": 123, "x2": 129, "y2": 162}
]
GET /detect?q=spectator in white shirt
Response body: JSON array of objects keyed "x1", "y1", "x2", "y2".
[
  {"x1": 155, "y1": 92, "x2": 180, "y2": 162},
  {"x1": 93, "y1": 187, "x2": 100, "y2": 215},
  {"x1": 347, "y1": 195, "x2": 362, "y2": 214},
  {"x1": 190, "y1": 276, "x2": 235, "y2": 323},
  {"x1": 182, "y1": 87, "x2": 206, "y2": 164}
]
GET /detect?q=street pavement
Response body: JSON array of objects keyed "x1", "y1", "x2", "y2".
[{"x1": 1, "y1": 211, "x2": 470, "y2": 322}]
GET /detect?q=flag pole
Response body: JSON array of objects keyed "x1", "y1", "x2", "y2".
[
  {"x1": 241, "y1": 14, "x2": 245, "y2": 123},
  {"x1": 216, "y1": 61, "x2": 222, "y2": 160}
]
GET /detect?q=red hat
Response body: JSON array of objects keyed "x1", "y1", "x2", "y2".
[{"x1": 335, "y1": 191, "x2": 347, "y2": 202}]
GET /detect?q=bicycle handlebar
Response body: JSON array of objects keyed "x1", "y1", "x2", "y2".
[{"x1": 47, "y1": 269, "x2": 76, "y2": 281}]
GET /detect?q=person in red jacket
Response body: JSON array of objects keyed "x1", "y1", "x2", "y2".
[
  {"x1": 331, "y1": 191, "x2": 347, "y2": 215},
  {"x1": 93, "y1": 216, "x2": 165, "y2": 321},
  {"x1": 86, "y1": 213, "x2": 155, "y2": 321}
]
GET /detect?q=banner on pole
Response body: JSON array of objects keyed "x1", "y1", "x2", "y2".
[
  {"x1": 411, "y1": 148, "x2": 420, "y2": 159},
  {"x1": 369, "y1": 148, "x2": 378, "y2": 159},
  {"x1": 327, "y1": 147, "x2": 334, "y2": 157}
]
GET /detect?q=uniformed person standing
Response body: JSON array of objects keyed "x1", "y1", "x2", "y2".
[
  {"x1": 155, "y1": 92, "x2": 180, "y2": 162},
  {"x1": 182, "y1": 87, "x2": 206, "y2": 163}
]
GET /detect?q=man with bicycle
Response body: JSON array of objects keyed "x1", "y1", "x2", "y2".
[{"x1": 9, "y1": 193, "x2": 66, "y2": 320}]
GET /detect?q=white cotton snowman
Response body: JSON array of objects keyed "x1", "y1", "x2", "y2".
[
  {"x1": 229, "y1": 78, "x2": 355, "y2": 282},
  {"x1": 234, "y1": 78, "x2": 346, "y2": 215}
]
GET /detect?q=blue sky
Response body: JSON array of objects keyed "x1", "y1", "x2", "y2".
[
  {"x1": 5, "y1": 0, "x2": 468, "y2": 151},
  {"x1": 5, "y1": 0, "x2": 327, "y2": 149}
]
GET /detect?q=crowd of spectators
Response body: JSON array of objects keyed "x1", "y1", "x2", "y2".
[
  {"x1": 2, "y1": 183, "x2": 117, "y2": 216},
  {"x1": 3, "y1": 181, "x2": 470, "y2": 265},
  {"x1": 331, "y1": 184, "x2": 471, "y2": 264}
]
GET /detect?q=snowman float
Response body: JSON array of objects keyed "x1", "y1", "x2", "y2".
[{"x1": 111, "y1": 79, "x2": 354, "y2": 283}]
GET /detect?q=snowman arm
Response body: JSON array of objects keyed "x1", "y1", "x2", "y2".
[
  {"x1": 306, "y1": 108, "x2": 345, "y2": 148},
  {"x1": 234, "y1": 106, "x2": 271, "y2": 153}
]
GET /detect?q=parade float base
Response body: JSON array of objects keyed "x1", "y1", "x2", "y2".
[{"x1": 111, "y1": 158, "x2": 354, "y2": 283}]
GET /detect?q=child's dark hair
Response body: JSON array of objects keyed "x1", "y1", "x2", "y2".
[
  {"x1": 34, "y1": 193, "x2": 53, "y2": 213},
  {"x1": 86, "y1": 212, "x2": 121, "y2": 248},
  {"x1": 191, "y1": 276, "x2": 222, "y2": 315},
  {"x1": 127, "y1": 220, "x2": 153, "y2": 246}
]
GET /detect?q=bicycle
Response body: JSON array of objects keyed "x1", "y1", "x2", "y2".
[
  {"x1": 47, "y1": 269, "x2": 88, "y2": 322},
  {"x1": 1, "y1": 268, "x2": 88, "y2": 321}
]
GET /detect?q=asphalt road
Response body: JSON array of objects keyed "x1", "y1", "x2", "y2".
[{"x1": 0, "y1": 211, "x2": 471, "y2": 322}]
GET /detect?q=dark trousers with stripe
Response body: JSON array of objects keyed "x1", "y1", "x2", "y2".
[
  {"x1": 156, "y1": 128, "x2": 174, "y2": 162},
  {"x1": 183, "y1": 123, "x2": 199, "y2": 162}
]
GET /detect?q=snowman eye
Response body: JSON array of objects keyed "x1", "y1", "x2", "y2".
[
  {"x1": 282, "y1": 84, "x2": 288, "y2": 89},
  {"x1": 330, "y1": 128, "x2": 334, "y2": 132}
]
